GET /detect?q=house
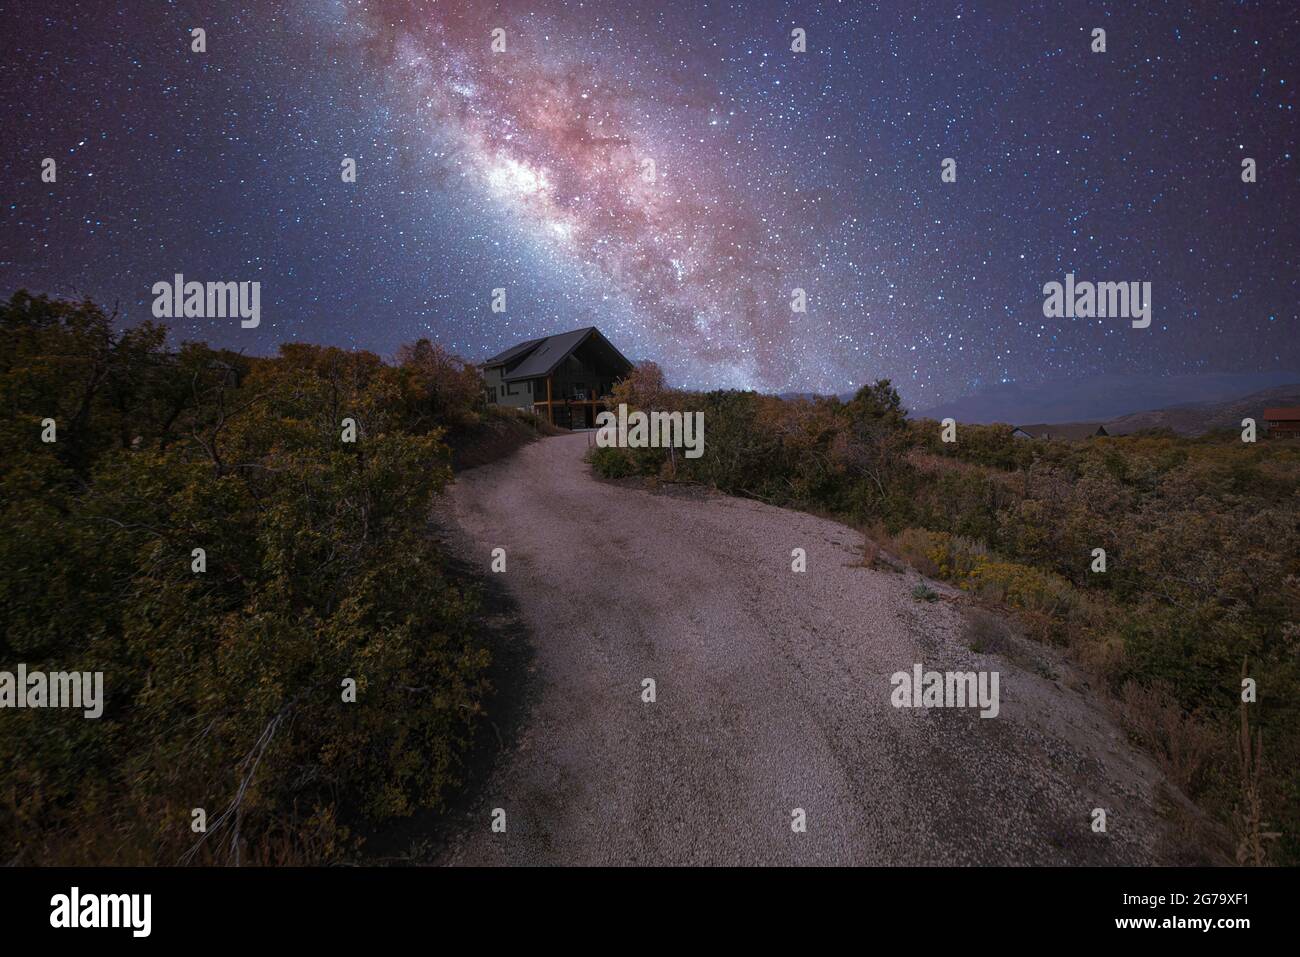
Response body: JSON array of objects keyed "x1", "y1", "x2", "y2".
[
  {"x1": 1263, "y1": 407, "x2": 1300, "y2": 437},
  {"x1": 479, "y1": 326, "x2": 634, "y2": 429},
  {"x1": 1011, "y1": 422, "x2": 1109, "y2": 441}
]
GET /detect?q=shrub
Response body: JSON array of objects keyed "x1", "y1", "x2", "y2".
[
  {"x1": 586, "y1": 444, "x2": 640, "y2": 479},
  {"x1": 963, "y1": 608, "x2": 1016, "y2": 655},
  {"x1": 0, "y1": 293, "x2": 491, "y2": 865},
  {"x1": 889, "y1": 528, "x2": 947, "y2": 577},
  {"x1": 964, "y1": 559, "x2": 1077, "y2": 620},
  {"x1": 911, "y1": 583, "x2": 938, "y2": 603}
]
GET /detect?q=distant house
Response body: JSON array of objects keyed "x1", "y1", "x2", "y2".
[
  {"x1": 479, "y1": 326, "x2": 633, "y2": 429},
  {"x1": 1263, "y1": 407, "x2": 1300, "y2": 437},
  {"x1": 1011, "y1": 422, "x2": 1109, "y2": 441}
]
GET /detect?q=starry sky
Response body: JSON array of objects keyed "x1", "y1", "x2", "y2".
[{"x1": 3, "y1": 0, "x2": 1297, "y2": 406}]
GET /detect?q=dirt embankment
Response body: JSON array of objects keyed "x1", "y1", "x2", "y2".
[{"x1": 443, "y1": 408, "x2": 562, "y2": 472}]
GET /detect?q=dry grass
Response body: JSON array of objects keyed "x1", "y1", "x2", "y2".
[
  {"x1": 962, "y1": 607, "x2": 1017, "y2": 656},
  {"x1": 1117, "y1": 680, "x2": 1225, "y2": 800},
  {"x1": 1235, "y1": 659, "x2": 1282, "y2": 865}
]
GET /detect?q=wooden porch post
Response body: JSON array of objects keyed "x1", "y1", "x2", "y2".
[{"x1": 546, "y1": 376, "x2": 554, "y2": 425}]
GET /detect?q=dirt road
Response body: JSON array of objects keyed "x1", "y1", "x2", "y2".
[{"x1": 436, "y1": 432, "x2": 1177, "y2": 865}]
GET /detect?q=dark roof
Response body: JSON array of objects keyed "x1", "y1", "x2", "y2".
[
  {"x1": 1013, "y1": 422, "x2": 1109, "y2": 440},
  {"x1": 481, "y1": 336, "x2": 546, "y2": 367},
  {"x1": 503, "y1": 327, "x2": 599, "y2": 380},
  {"x1": 479, "y1": 327, "x2": 633, "y2": 382}
]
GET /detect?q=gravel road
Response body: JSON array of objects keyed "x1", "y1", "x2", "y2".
[{"x1": 436, "y1": 432, "x2": 1179, "y2": 865}]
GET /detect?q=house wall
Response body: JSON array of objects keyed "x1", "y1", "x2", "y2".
[{"x1": 481, "y1": 365, "x2": 538, "y2": 409}]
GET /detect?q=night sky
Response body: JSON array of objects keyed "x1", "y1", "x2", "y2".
[{"x1": 3, "y1": 0, "x2": 1297, "y2": 406}]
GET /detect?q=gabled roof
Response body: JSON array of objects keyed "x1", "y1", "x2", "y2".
[
  {"x1": 481, "y1": 336, "x2": 546, "y2": 367},
  {"x1": 479, "y1": 327, "x2": 633, "y2": 382},
  {"x1": 502, "y1": 327, "x2": 601, "y2": 380},
  {"x1": 1013, "y1": 422, "x2": 1109, "y2": 440}
]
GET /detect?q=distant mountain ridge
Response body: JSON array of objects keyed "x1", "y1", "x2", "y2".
[
  {"x1": 1102, "y1": 384, "x2": 1300, "y2": 436},
  {"x1": 914, "y1": 372, "x2": 1300, "y2": 426}
]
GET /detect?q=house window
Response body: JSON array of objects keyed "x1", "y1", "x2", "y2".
[{"x1": 488, "y1": 387, "x2": 497, "y2": 403}]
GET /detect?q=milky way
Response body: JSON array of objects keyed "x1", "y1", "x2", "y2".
[
  {"x1": 2, "y1": 0, "x2": 1297, "y2": 403},
  {"x1": 344, "y1": 0, "x2": 810, "y2": 388}
]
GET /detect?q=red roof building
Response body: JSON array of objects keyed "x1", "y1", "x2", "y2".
[{"x1": 1263, "y1": 407, "x2": 1300, "y2": 436}]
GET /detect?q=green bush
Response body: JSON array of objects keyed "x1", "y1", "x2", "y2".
[{"x1": 586, "y1": 444, "x2": 640, "y2": 478}]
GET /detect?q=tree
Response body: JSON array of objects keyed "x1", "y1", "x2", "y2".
[
  {"x1": 395, "y1": 338, "x2": 483, "y2": 429},
  {"x1": 835, "y1": 379, "x2": 911, "y2": 504}
]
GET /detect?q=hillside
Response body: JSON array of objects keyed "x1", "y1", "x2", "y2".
[{"x1": 1104, "y1": 384, "x2": 1300, "y2": 436}]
